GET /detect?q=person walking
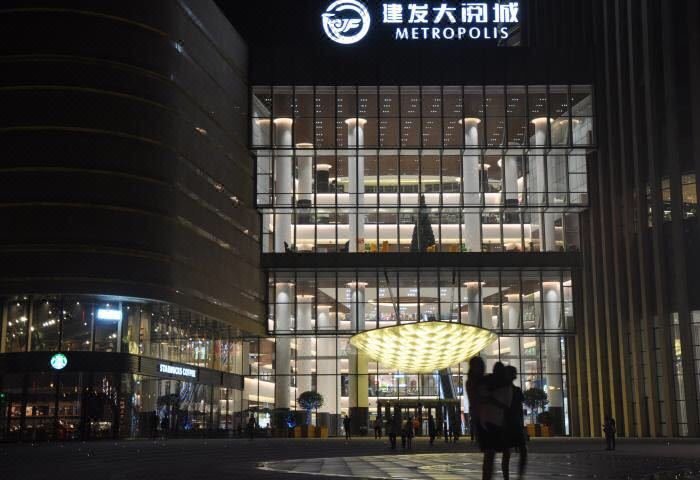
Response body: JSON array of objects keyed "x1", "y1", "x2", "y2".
[
  {"x1": 405, "y1": 416, "x2": 414, "y2": 449},
  {"x1": 603, "y1": 416, "x2": 616, "y2": 451},
  {"x1": 466, "y1": 356, "x2": 485, "y2": 446},
  {"x1": 343, "y1": 414, "x2": 352, "y2": 441},
  {"x1": 247, "y1": 413, "x2": 256, "y2": 440},
  {"x1": 470, "y1": 359, "x2": 514, "y2": 480},
  {"x1": 428, "y1": 414, "x2": 437, "y2": 446},
  {"x1": 400, "y1": 416, "x2": 408, "y2": 448},
  {"x1": 374, "y1": 417, "x2": 382, "y2": 439},
  {"x1": 387, "y1": 415, "x2": 397, "y2": 450},
  {"x1": 504, "y1": 366, "x2": 527, "y2": 480}
]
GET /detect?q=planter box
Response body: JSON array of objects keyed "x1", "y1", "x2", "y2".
[
  {"x1": 314, "y1": 426, "x2": 328, "y2": 438},
  {"x1": 526, "y1": 423, "x2": 552, "y2": 437}
]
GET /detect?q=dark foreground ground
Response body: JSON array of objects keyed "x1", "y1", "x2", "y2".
[{"x1": 1, "y1": 436, "x2": 699, "y2": 479}]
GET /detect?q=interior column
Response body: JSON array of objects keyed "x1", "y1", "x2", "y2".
[
  {"x1": 316, "y1": 305, "x2": 339, "y2": 434},
  {"x1": 295, "y1": 294, "x2": 314, "y2": 395},
  {"x1": 462, "y1": 118, "x2": 482, "y2": 252},
  {"x1": 464, "y1": 282, "x2": 482, "y2": 326},
  {"x1": 274, "y1": 282, "x2": 293, "y2": 418},
  {"x1": 505, "y1": 293, "x2": 521, "y2": 329},
  {"x1": 543, "y1": 281, "x2": 563, "y2": 432},
  {"x1": 274, "y1": 118, "x2": 294, "y2": 252},
  {"x1": 531, "y1": 117, "x2": 553, "y2": 252},
  {"x1": 346, "y1": 118, "x2": 366, "y2": 252},
  {"x1": 347, "y1": 281, "x2": 368, "y2": 433}
]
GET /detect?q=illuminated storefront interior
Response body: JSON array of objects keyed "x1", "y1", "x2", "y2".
[{"x1": 247, "y1": 84, "x2": 593, "y2": 435}]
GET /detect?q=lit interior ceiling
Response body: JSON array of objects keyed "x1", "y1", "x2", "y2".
[{"x1": 349, "y1": 321, "x2": 498, "y2": 373}]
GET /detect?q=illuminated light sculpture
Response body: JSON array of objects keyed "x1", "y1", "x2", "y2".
[{"x1": 349, "y1": 321, "x2": 498, "y2": 373}]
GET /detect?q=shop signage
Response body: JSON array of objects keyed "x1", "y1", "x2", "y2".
[
  {"x1": 96, "y1": 308, "x2": 122, "y2": 321},
  {"x1": 159, "y1": 363, "x2": 197, "y2": 379},
  {"x1": 322, "y1": 1, "x2": 520, "y2": 45},
  {"x1": 50, "y1": 352, "x2": 68, "y2": 370}
]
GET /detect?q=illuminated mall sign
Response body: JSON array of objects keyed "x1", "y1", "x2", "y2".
[
  {"x1": 159, "y1": 363, "x2": 197, "y2": 379},
  {"x1": 322, "y1": 0, "x2": 519, "y2": 45}
]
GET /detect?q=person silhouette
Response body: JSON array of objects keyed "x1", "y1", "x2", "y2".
[
  {"x1": 343, "y1": 414, "x2": 352, "y2": 441},
  {"x1": 247, "y1": 413, "x2": 256, "y2": 440},
  {"x1": 475, "y1": 361, "x2": 513, "y2": 480},
  {"x1": 405, "y1": 416, "x2": 414, "y2": 449},
  {"x1": 428, "y1": 414, "x2": 437, "y2": 446},
  {"x1": 603, "y1": 416, "x2": 616, "y2": 450},
  {"x1": 504, "y1": 365, "x2": 527, "y2": 479}
]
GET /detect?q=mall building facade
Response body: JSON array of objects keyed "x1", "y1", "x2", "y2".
[{"x1": 1, "y1": 0, "x2": 699, "y2": 440}]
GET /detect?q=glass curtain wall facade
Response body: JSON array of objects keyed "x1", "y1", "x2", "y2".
[
  {"x1": 264, "y1": 269, "x2": 574, "y2": 434},
  {"x1": 250, "y1": 84, "x2": 594, "y2": 435},
  {"x1": 253, "y1": 85, "x2": 591, "y2": 254}
]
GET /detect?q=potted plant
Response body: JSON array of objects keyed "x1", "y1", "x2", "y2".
[
  {"x1": 298, "y1": 391, "x2": 324, "y2": 437},
  {"x1": 523, "y1": 387, "x2": 549, "y2": 437}
]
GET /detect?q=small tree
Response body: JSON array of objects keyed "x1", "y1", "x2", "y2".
[
  {"x1": 298, "y1": 391, "x2": 324, "y2": 426},
  {"x1": 523, "y1": 387, "x2": 548, "y2": 424},
  {"x1": 410, "y1": 194, "x2": 436, "y2": 252}
]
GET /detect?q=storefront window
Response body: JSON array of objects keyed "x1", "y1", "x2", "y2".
[
  {"x1": 31, "y1": 299, "x2": 60, "y2": 351},
  {"x1": 61, "y1": 300, "x2": 92, "y2": 352},
  {"x1": 682, "y1": 173, "x2": 697, "y2": 219},
  {"x1": 3, "y1": 300, "x2": 29, "y2": 352}
]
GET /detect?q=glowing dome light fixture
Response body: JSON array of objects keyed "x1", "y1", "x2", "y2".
[{"x1": 349, "y1": 321, "x2": 498, "y2": 373}]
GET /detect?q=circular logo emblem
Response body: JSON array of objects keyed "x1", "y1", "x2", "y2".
[
  {"x1": 50, "y1": 353, "x2": 68, "y2": 370},
  {"x1": 322, "y1": 0, "x2": 371, "y2": 45}
]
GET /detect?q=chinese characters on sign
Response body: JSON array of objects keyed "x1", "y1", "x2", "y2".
[
  {"x1": 321, "y1": 1, "x2": 520, "y2": 45},
  {"x1": 382, "y1": 2, "x2": 519, "y2": 40}
]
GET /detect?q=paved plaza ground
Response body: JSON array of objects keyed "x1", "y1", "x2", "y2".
[{"x1": 1, "y1": 437, "x2": 700, "y2": 479}]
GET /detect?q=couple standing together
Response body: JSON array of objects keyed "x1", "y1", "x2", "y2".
[{"x1": 466, "y1": 357, "x2": 527, "y2": 480}]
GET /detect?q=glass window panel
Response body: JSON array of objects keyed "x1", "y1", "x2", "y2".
[
  {"x1": 422, "y1": 118, "x2": 442, "y2": 147},
  {"x1": 421, "y1": 153, "x2": 440, "y2": 195},
  {"x1": 399, "y1": 154, "x2": 420, "y2": 198},
  {"x1": 252, "y1": 86, "x2": 272, "y2": 117},
  {"x1": 485, "y1": 86, "x2": 505, "y2": 117},
  {"x1": 294, "y1": 87, "x2": 314, "y2": 117},
  {"x1": 682, "y1": 173, "x2": 697, "y2": 219},
  {"x1": 401, "y1": 119, "x2": 420, "y2": 147},
  {"x1": 294, "y1": 117, "x2": 313, "y2": 146},
  {"x1": 358, "y1": 87, "x2": 377, "y2": 118},
  {"x1": 400, "y1": 86, "x2": 421, "y2": 117},
  {"x1": 314, "y1": 118, "x2": 335, "y2": 148},
  {"x1": 362, "y1": 118, "x2": 379, "y2": 147},
  {"x1": 570, "y1": 85, "x2": 593, "y2": 116},
  {"x1": 61, "y1": 299, "x2": 92, "y2": 352},
  {"x1": 93, "y1": 303, "x2": 120, "y2": 352},
  {"x1": 443, "y1": 118, "x2": 462, "y2": 147},
  {"x1": 422, "y1": 86, "x2": 442, "y2": 117},
  {"x1": 507, "y1": 117, "x2": 528, "y2": 146},
  {"x1": 273, "y1": 86, "x2": 294, "y2": 117},
  {"x1": 336, "y1": 86, "x2": 357, "y2": 117},
  {"x1": 398, "y1": 270, "x2": 419, "y2": 323},
  {"x1": 4, "y1": 300, "x2": 29, "y2": 352},
  {"x1": 31, "y1": 299, "x2": 60, "y2": 351},
  {"x1": 315, "y1": 86, "x2": 335, "y2": 117},
  {"x1": 486, "y1": 117, "x2": 506, "y2": 147},
  {"x1": 443, "y1": 86, "x2": 463, "y2": 117},
  {"x1": 482, "y1": 210, "x2": 503, "y2": 252},
  {"x1": 572, "y1": 117, "x2": 594, "y2": 146},
  {"x1": 379, "y1": 87, "x2": 400, "y2": 117},
  {"x1": 379, "y1": 118, "x2": 399, "y2": 147}
]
